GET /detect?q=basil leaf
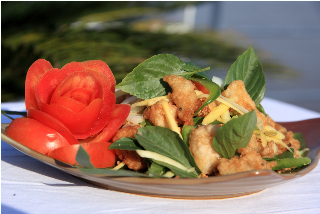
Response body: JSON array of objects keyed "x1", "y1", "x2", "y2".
[
  {"x1": 135, "y1": 126, "x2": 201, "y2": 174},
  {"x1": 212, "y1": 110, "x2": 257, "y2": 159},
  {"x1": 264, "y1": 148, "x2": 311, "y2": 171},
  {"x1": 293, "y1": 132, "x2": 307, "y2": 150},
  {"x1": 271, "y1": 157, "x2": 311, "y2": 171},
  {"x1": 77, "y1": 167, "x2": 149, "y2": 177},
  {"x1": 183, "y1": 62, "x2": 210, "y2": 79},
  {"x1": 181, "y1": 117, "x2": 207, "y2": 145},
  {"x1": 181, "y1": 125, "x2": 194, "y2": 145},
  {"x1": 76, "y1": 145, "x2": 94, "y2": 168},
  {"x1": 256, "y1": 104, "x2": 268, "y2": 117},
  {"x1": 108, "y1": 137, "x2": 141, "y2": 151},
  {"x1": 140, "y1": 119, "x2": 154, "y2": 127},
  {"x1": 224, "y1": 46, "x2": 266, "y2": 105},
  {"x1": 190, "y1": 74, "x2": 221, "y2": 116},
  {"x1": 116, "y1": 54, "x2": 201, "y2": 100}
]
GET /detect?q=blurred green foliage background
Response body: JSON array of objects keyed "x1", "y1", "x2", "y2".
[{"x1": 2, "y1": 1, "x2": 286, "y2": 102}]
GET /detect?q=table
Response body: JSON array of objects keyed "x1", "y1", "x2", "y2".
[{"x1": 2, "y1": 98, "x2": 320, "y2": 214}]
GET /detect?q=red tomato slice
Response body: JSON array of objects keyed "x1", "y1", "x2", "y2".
[
  {"x1": 27, "y1": 109, "x2": 79, "y2": 145},
  {"x1": 5, "y1": 117, "x2": 70, "y2": 155},
  {"x1": 193, "y1": 81, "x2": 210, "y2": 94},
  {"x1": 48, "y1": 142, "x2": 116, "y2": 168},
  {"x1": 82, "y1": 60, "x2": 116, "y2": 93},
  {"x1": 87, "y1": 104, "x2": 131, "y2": 144},
  {"x1": 25, "y1": 59, "x2": 53, "y2": 110}
]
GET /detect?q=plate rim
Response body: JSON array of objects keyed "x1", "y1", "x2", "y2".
[{"x1": 2, "y1": 118, "x2": 320, "y2": 199}]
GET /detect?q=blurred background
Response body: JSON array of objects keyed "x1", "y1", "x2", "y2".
[{"x1": 2, "y1": 1, "x2": 320, "y2": 112}]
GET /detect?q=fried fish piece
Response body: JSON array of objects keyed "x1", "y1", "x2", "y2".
[
  {"x1": 189, "y1": 124, "x2": 220, "y2": 176},
  {"x1": 163, "y1": 75, "x2": 198, "y2": 125},
  {"x1": 143, "y1": 101, "x2": 178, "y2": 128},
  {"x1": 217, "y1": 141, "x2": 277, "y2": 176},
  {"x1": 222, "y1": 80, "x2": 275, "y2": 127},
  {"x1": 111, "y1": 124, "x2": 146, "y2": 171}
]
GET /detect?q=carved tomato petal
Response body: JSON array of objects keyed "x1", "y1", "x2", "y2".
[
  {"x1": 40, "y1": 99, "x2": 103, "y2": 136},
  {"x1": 82, "y1": 60, "x2": 116, "y2": 92},
  {"x1": 25, "y1": 59, "x2": 53, "y2": 110}
]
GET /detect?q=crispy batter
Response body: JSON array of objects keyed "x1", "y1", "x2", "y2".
[
  {"x1": 196, "y1": 97, "x2": 218, "y2": 118},
  {"x1": 143, "y1": 101, "x2": 178, "y2": 128},
  {"x1": 260, "y1": 141, "x2": 279, "y2": 158},
  {"x1": 275, "y1": 131, "x2": 301, "y2": 156},
  {"x1": 216, "y1": 134, "x2": 278, "y2": 175},
  {"x1": 189, "y1": 125, "x2": 220, "y2": 176},
  {"x1": 275, "y1": 123, "x2": 288, "y2": 135},
  {"x1": 111, "y1": 124, "x2": 146, "y2": 171},
  {"x1": 245, "y1": 134, "x2": 278, "y2": 158},
  {"x1": 222, "y1": 80, "x2": 256, "y2": 111},
  {"x1": 244, "y1": 134, "x2": 263, "y2": 154},
  {"x1": 217, "y1": 143, "x2": 277, "y2": 176},
  {"x1": 163, "y1": 75, "x2": 198, "y2": 125},
  {"x1": 222, "y1": 80, "x2": 275, "y2": 127}
]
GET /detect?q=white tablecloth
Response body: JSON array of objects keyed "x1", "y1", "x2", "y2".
[{"x1": 2, "y1": 98, "x2": 320, "y2": 214}]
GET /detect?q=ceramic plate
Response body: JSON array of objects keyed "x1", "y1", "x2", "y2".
[{"x1": 1, "y1": 118, "x2": 320, "y2": 199}]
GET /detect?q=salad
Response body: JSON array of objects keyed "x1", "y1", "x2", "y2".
[{"x1": 4, "y1": 47, "x2": 311, "y2": 178}]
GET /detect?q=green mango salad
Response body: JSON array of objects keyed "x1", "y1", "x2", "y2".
[{"x1": 77, "y1": 47, "x2": 311, "y2": 178}]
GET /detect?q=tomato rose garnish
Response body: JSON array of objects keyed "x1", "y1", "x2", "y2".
[
  {"x1": 5, "y1": 59, "x2": 130, "y2": 164},
  {"x1": 26, "y1": 60, "x2": 116, "y2": 139}
]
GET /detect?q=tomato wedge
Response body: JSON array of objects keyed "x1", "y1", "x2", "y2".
[
  {"x1": 5, "y1": 117, "x2": 70, "y2": 155},
  {"x1": 48, "y1": 142, "x2": 116, "y2": 168},
  {"x1": 27, "y1": 109, "x2": 79, "y2": 145},
  {"x1": 85, "y1": 104, "x2": 131, "y2": 144}
]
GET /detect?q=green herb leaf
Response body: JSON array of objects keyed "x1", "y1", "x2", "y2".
[
  {"x1": 183, "y1": 62, "x2": 210, "y2": 79},
  {"x1": 181, "y1": 125, "x2": 194, "y2": 145},
  {"x1": 293, "y1": 132, "x2": 307, "y2": 150},
  {"x1": 212, "y1": 110, "x2": 257, "y2": 159},
  {"x1": 271, "y1": 157, "x2": 311, "y2": 171},
  {"x1": 76, "y1": 145, "x2": 94, "y2": 168},
  {"x1": 224, "y1": 46, "x2": 266, "y2": 105},
  {"x1": 108, "y1": 137, "x2": 141, "y2": 151},
  {"x1": 256, "y1": 104, "x2": 268, "y2": 117},
  {"x1": 135, "y1": 126, "x2": 201, "y2": 174},
  {"x1": 190, "y1": 74, "x2": 221, "y2": 116},
  {"x1": 116, "y1": 54, "x2": 204, "y2": 100},
  {"x1": 181, "y1": 117, "x2": 206, "y2": 145},
  {"x1": 77, "y1": 167, "x2": 149, "y2": 177},
  {"x1": 264, "y1": 147, "x2": 311, "y2": 171}
]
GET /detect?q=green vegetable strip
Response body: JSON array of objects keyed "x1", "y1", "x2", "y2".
[
  {"x1": 271, "y1": 157, "x2": 311, "y2": 171},
  {"x1": 190, "y1": 74, "x2": 221, "y2": 116}
]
